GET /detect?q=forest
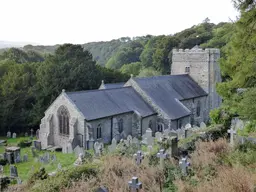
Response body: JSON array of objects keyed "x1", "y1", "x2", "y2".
[{"x1": 0, "y1": 0, "x2": 255, "y2": 137}]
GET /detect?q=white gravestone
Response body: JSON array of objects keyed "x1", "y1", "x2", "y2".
[
  {"x1": 12, "y1": 132, "x2": 17, "y2": 139},
  {"x1": 200, "y1": 122, "x2": 206, "y2": 129},
  {"x1": 179, "y1": 157, "x2": 190, "y2": 176},
  {"x1": 227, "y1": 127, "x2": 236, "y2": 146},
  {"x1": 155, "y1": 132, "x2": 163, "y2": 142},
  {"x1": 108, "y1": 138, "x2": 117, "y2": 153}
]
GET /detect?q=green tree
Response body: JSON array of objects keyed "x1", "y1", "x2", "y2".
[
  {"x1": 119, "y1": 62, "x2": 142, "y2": 76},
  {"x1": 138, "y1": 67, "x2": 161, "y2": 77},
  {"x1": 217, "y1": 0, "x2": 256, "y2": 119}
]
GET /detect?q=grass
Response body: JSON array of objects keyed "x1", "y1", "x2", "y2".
[{"x1": 0, "y1": 137, "x2": 76, "y2": 182}]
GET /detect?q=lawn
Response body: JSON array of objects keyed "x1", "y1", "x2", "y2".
[{"x1": 0, "y1": 137, "x2": 76, "y2": 182}]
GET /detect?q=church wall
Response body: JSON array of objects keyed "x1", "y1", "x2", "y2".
[
  {"x1": 180, "y1": 96, "x2": 207, "y2": 126},
  {"x1": 40, "y1": 92, "x2": 85, "y2": 149},
  {"x1": 141, "y1": 115, "x2": 157, "y2": 135}
]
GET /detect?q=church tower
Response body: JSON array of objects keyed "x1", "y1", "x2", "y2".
[{"x1": 171, "y1": 46, "x2": 222, "y2": 114}]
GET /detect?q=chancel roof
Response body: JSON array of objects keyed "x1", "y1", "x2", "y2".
[
  {"x1": 66, "y1": 87, "x2": 156, "y2": 121},
  {"x1": 103, "y1": 82, "x2": 125, "y2": 89},
  {"x1": 133, "y1": 74, "x2": 207, "y2": 119}
]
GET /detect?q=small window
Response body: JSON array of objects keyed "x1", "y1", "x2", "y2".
[
  {"x1": 178, "y1": 119, "x2": 182, "y2": 129},
  {"x1": 157, "y1": 124, "x2": 163, "y2": 132},
  {"x1": 185, "y1": 67, "x2": 190, "y2": 73},
  {"x1": 118, "y1": 119, "x2": 123, "y2": 133},
  {"x1": 196, "y1": 101, "x2": 201, "y2": 117},
  {"x1": 148, "y1": 120, "x2": 153, "y2": 129},
  {"x1": 97, "y1": 124, "x2": 102, "y2": 139}
]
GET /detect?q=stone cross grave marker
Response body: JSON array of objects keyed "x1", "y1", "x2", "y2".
[
  {"x1": 36, "y1": 129, "x2": 40, "y2": 140},
  {"x1": 145, "y1": 128, "x2": 153, "y2": 146},
  {"x1": 7, "y1": 131, "x2": 11, "y2": 138},
  {"x1": 133, "y1": 151, "x2": 144, "y2": 165},
  {"x1": 108, "y1": 138, "x2": 117, "y2": 153},
  {"x1": 23, "y1": 154, "x2": 28, "y2": 162},
  {"x1": 12, "y1": 132, "x2": 17, "y2": 139},
  {"x1": 128, "y1": 177, "x2": 142, "y2": 192},
  {"x1": 10, "y1": 165, "x2": 18, "y2": 177},
  {"x1": 179, "y1": 157, "x2": 190, "y2": 176},
  {"x1": 227, "y1": 127, "x2": 236, "y2": 146},
  {"x1": 0, "y1": 165, "x2": 3, "y2": 175},
  {"x1": 155, "y1": 132, "x2": 163, "y2": 142},
  {"x1": 157, "y1": 149, "x2": 168, "y2": 169},
  {"x1": 200, "y1": 122, "x2": 206, "y2": 129}
]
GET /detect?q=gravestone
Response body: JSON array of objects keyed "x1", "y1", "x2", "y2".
[
  {"x1": 185, "y1": 123, "x2": 192, "y2": 130},
  {"x1": 74, "y1": 145, "x2": 84, "y2": 157},
  {"x1": 96, "y1": 186, "x2": 108, "y2": 192},
  {"x1": 108, "y1": 138, "x2": 117, "y2": 153},
  {"x1": 155, "y1": 132, "x2": 163, "y2": 142},
  {"x1": 166, "y1": 136, "x2": 178, "y2": 157},
  {"x1": 7, "y1": 131, "x2": 11, "y2": 138},
  {"x1": 10, "y1": 165, "x2": 18, "y2": 177},
  {"x1": 128, "y1": 177, "x2": 142, "y2": 192},
  {"x1": 132, "y1": 137, "x2": 139, "y2": 148},
  {"x1": 33, "y1": 140, "x2": 41, "y2": 150},
  {"x1": 12, "y1": 133, "x2": 16, "y2": 139},
  {"x1": 179, "y1": 157, "x2": 190, "y2": 176},
  {"x1": 31, "y1": 146, "x2": 36, "y2": 157},
  {"x1": 51, "y1": 154, "x2": 57, "y2": 162},
  {"x1": 94, "y1": 142, "x2": 103, "y2": 157},
  {"x1": 133, "y1": 151, "x2": 144, "y2": 165},
  {"x1": 74, "y1": 153, "x2": 84, "y2": 166},
  {"x1": 16, "y1": 177, "x2": 22, "y2": 185},
  {"x1": 57, "y1": 163, "x2": 62, "y2": 170},
  {"x1": 30, "y1": 129, "x2": 34, "y2": 139},
  {"x1": 0, "y1": 165, "x2": 3, "y2": 175},
  {"x1": 25, "y1": 132, "x2": 28, "y2": 137},
  {"x1": 15, "y1": 153, "x2": 21, "y2": 163},
  {"x1": 126, "y1": 135, "x2": 133, "y2": 146},
  {"x1": 200, "y1": 122, "x2": 206, "y2": 129},
  {"x1": 23, "y1": 154, "x2": 28, "y2": 162},
  {"x1": 145, "y1": 128, "x2": 153, "y2": 146},
  {"x1": 157, "y1": 149, "x2": 168, "y2": 169},
  {"x1": 36, "y1": 129, "x2": 40, "y2": 140},
  {"x1": 147, "y1": 145, "x2": 153, "y2": 153},
  {"x1": 5, "y1": 147, "x2": 21, "y2": 164},
  {"x1": 227, "y1": 127, "x2": 236, "y2": 146}
]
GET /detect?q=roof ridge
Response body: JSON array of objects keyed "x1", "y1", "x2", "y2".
[
  {"x1": 66, "y1": 86, "x2": 131, "y2": 95},
  {"x1": 104, "y1": 82, "x2": 125, "y2": 85},
  {"x1": 134, "y1": 74, "x2": 188, "y2": 80}
]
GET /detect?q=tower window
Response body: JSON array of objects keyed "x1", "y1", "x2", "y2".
[{"x1": 185, "y1": 67, "x2": 190, "y2": 73}]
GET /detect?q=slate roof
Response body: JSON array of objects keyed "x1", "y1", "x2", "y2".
[
  {"x1": 103, "y1": 82, "x2": 125, "y2": 89},
  {"x1": 66, "y1": 87, "x2": 156, "y2": 121},
  {"x1": 133, "y1": 74, "x2": 207, "y2": 119}
]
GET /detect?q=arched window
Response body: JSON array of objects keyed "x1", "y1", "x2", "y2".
[
  {"x1": 157, "y1": 124, "x2": 163, "y2": 132},
  {"x1": 58, "y1": 106, "x2": 70, "y2": 136},
  {"x1": 97, "y1": 124, "x2": 102, "y2": 139},
  {"x1": 118, "y1": 119, "x2": 123, "y2": 133},
  {"x1": 148, "y1": 120, "x2": 153, "y2": 129},
  {"x1": 185, "y1": 67, "x2": 190, "y2": 73},
  {"x1": 196, "y1": 101, "x2": 201, "y2": 117}
]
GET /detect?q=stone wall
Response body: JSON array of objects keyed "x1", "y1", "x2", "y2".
[
  {"x1": 172, "y1": 48, "x2": 222, "y2": 121},
  {"x1": 39, "y1": 91, "x2": 85, "y2": 149}
]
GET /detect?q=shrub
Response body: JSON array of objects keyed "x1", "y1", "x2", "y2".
[
  {"x1": 0, "y1": 159, "x2": 8, "y2": 166},
  {"x1": 210, "y1": 107, "x2": 232, "y2": 129},
  {"x1": 17, "y1": 139, "x2": 32, "y2": 148},
  {"x1": 0, "y1": 176, "x2": 10, "y2": 191},
  {"x1": 27, "y1": 167, "x2": 48, "y2": 186}
]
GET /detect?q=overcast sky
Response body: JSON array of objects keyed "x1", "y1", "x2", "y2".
[{"x1": 0, "y1": 0, "x2": 238, "y2": 45}]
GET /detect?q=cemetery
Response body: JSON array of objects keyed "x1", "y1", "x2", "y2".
[{"x1": 0, "y1": 118, "x2": 255, "y2": 192}]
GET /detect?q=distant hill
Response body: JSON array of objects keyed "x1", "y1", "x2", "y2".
[{"x1": 0, "y1": 41, "x2": 35, "y2": 49}]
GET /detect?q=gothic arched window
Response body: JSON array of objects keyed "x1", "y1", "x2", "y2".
[
  {"x1": 118, "y1": 119, "x2": 123, "y2": 133},
  {"x1": 157, "y1": 124, "x2": 163, "y2": 132},
  {"x1": 97, "y1": 124, "x2": 102, "y2": 139},
  {"x1": 58, "y1": 106, "x2": 70, "y2": 136},
  {"x1": 185, "y1": 67, "x2": 190, "y2": 73},
  {"x1": 148, "y1": 120, "x2": 153, "y2": 129},
  {"x1": 196, "y1": 101, "x2": 201, "y2": 117}
]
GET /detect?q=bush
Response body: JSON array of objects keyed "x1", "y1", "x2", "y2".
[
  {"x1": 0, "y1": 176, "x2": 10, "y2": 191},
  {"x1": 0, "y1": 159, "x2": 8, "y2": 166},
  {"x1": 17, "y1": 139, "x2": 32, "y2": 148},
  {"x1": 210, "y1": 108, "x2": 232, "y2": 129},
  {"x1": 27, "y1": 167, "x2": 48, "y2": 187}
]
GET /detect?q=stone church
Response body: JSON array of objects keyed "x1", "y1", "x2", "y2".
[{"x1": 39, "y1": 46, "x2": 221, "y2": 150}]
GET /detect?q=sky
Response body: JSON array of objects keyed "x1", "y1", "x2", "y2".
[{"x1": 0, "y1": 0, "x2": 239, "y2": 45}]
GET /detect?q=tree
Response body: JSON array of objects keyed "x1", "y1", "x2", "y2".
[
  {"x1": 138, "y1": 67, "x2": 161, "y2": 77},
  {"x1": 217, "y1": 0, "x2": 256, "y2": 119},
  {"x1": 119, "y1": 62, "x2": 142, "y2": 76}
]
